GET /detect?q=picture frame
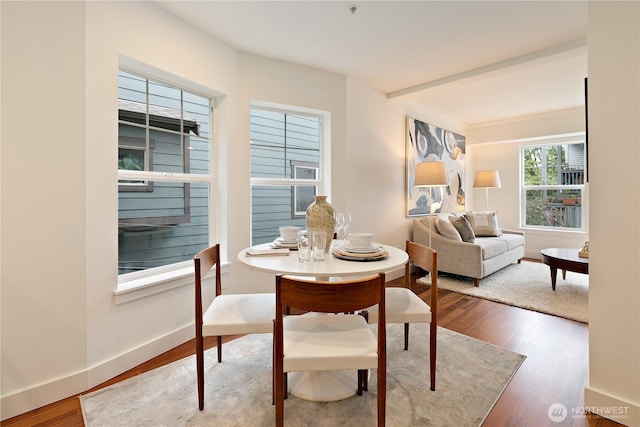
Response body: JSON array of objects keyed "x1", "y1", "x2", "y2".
[{"x1": 406, "y1": 116, "x2": 466, "y2": 217}]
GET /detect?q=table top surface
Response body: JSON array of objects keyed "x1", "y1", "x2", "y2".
[
  {"x1": 540, "y1": 247, "x2": 588, "y2": 264},
  {"x1": 238, "y1": 243, "x2": 409, "y2": 278}
]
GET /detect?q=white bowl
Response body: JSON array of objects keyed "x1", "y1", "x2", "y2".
[
  {"x1": 279, "y1": 226, "x2": 301, "y2": 241},
  {"x1": 348, "y1": 232, "x2": 374, "y2": 249}
]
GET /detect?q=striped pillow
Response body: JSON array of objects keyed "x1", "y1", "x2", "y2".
[{"x1": 464, "y1": 211, "x2": 502, "y2": 237}]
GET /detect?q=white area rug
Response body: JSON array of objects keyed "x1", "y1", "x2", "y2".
[
  {"x1": 80, "y1": 325, "x2": 525, "y2": 426},
  {"x1": 421, "y1": 261, "x2": 588, "y2": 323}
]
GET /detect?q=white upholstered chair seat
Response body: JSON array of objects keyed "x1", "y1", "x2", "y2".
[
  {"x1": 203, "y1": 293, "x2": 275, "y2": 336},
  {"x1": 365, "y1": 288, "x2": 431, "y2": 324},
  {"x1": 283, "y1": 313, "x2": 378, "y2": 372}
]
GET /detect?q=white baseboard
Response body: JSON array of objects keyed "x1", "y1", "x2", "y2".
[
  {"x1": 87, "y1": 324, "x2": 193, "y2": 387},
  {"x1": 584, "y1": 385, "x2": 639, "y2": 426},
  {"x1": 1, "y1": 370, "x2": 88, "y2": 422},
  {"x1": 1, "y1": 324, "x2": 194, "y2": 421}
]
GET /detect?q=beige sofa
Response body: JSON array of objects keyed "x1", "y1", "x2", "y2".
[{"x1": 412, "y1": 215, "x2": 525, "y2": 286}]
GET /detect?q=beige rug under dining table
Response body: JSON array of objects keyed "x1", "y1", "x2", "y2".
[{"x1": 238, "y1": 242, "x2": 408, "y2": 402}]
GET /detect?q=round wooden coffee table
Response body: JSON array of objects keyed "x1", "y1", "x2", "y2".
[{"x1": 540, "y1": 248, "x2": 589, "y2": 290}]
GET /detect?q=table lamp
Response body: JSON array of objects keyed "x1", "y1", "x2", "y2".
[
  {"x1": 473, "y1": 170, "x2": 501, "y2": 210},
  {"x1": 414, "y1": 161, "x2": 449, "y2": 249}
]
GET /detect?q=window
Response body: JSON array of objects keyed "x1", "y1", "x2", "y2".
[
  {"x1": 118, "y1": 136, "x2": 155, "y2": 190},
  {"x1": 521, "y1": 141, "x2": 585, "y2": 230},
  {"x1": 118, "y1": 69, "x2": 212, "y2": 275},
  {"x1": 291, "y1": 161, "x2": 319, "y2": 217},
  {"x1": 249, "y1": 106, "x2": 326, "y2": 245}
]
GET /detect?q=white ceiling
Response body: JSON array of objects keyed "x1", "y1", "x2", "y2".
[{"x1": 155, "y1": 1, "x2": 588, "y2": 125}]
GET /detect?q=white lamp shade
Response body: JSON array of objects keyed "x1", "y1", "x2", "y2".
[
  {"x1": 414, "y1": 162, "x2": 448, "y2": 187},
  {"x1": 473, "y1": 170, "x2": 502, "y2": 188}
]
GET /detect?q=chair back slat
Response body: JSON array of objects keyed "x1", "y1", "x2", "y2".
[
  {"x1": 406, "y1": 240, "x2": 437, "y2": 274},
  {"x1": 405, "y1": 239, "x2": 438, "y2": 309},
  {"x1": 194, "y1": 244, "x2": 222, "y2": 296},
  {"x1": 277, "y1": 275, "x2": 385, "y2": 314},
  {"x1": 194, "y1": 245, "x2": 218, "y2": 280}
]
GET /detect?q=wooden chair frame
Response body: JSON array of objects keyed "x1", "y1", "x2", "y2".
[
  {"x1": 405, "y1": 240, "x2": 438, "y2": 391},
  {"x1": 194, "y1": 244, "x2": 275, "y2": 410},
  {"x1": 194, "y1": 244, "x2": 221, "y2": 410},
  {"x1": 274, "y1": 273, "x2": 387, "y2": 427}
]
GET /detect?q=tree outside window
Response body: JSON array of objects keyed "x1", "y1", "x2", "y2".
[{"x1": 522, "y1": 142, "x2": 585, "y2": 230}]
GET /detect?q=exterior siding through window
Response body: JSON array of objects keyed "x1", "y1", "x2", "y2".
[
  {"x1": 117, "y1": 69, "x2": 212, "y2": 275},
  {"x1": 250, "y1": 107, "x2": 321, "y2": 245}
]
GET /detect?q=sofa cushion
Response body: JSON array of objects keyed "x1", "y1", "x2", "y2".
[
  {"x1": 435, "y1": 217, "x2": 462, "y2": 241},
  {"x1": 449, "y1": 215, "x2": 475, "y2": 242},
  {"x1": 472, "y1": 234, "x2": 525, "y2": 260},
  {"x1": 498, "y1": 233, "x2": 525, "y2": 251},
  {"x1": 464, "y1": 211, "x2": 502, "y2": 237},
  {"x1": 475, "y1": 238, "x2": 508, "y2": 260}
]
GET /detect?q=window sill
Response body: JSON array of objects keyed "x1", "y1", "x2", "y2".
[
  {"x1": 520, "y1": 226, "x2": 587, "y2": 235},
  {"x1": 113, "y1": 261, "x2": 231, "y2": 305}
]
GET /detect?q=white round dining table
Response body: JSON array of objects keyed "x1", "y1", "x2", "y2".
[
  {"x1": 237, "y1": 242, "x2": 408, "y2": 402},
  {"x1": 238, "y1": 242, "x2": 409, "y2": 279}
]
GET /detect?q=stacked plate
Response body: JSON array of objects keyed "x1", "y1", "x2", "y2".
[
  {"x1": 333, "y1": 243, "x2": 388, "y2": 261},
  {"x1": 270, "y1": 237, "x2": 298, "y2": 249}
]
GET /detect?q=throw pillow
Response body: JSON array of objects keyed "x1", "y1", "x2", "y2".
[
  {"x1": 435, "y1": 217, "x2": 462, "y2": 241},
  {"x1": 449, "y1": 215, "x2": 475, "y2": 242},
  {"x1": 464, "y1": 211, "x2": 502, "y2": 237}
]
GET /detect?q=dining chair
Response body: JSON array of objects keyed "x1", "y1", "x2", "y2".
[
  {"x1": 194, "y1": 243, "x2": 275, "y2": 410},
  {"x1": 362, "y1": 240, "x2": 438, "y2": 391},
  {"x1": 274, "y1": 273, "x2": 386, "y2": 427}
]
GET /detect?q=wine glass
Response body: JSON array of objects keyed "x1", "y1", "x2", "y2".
[
  {"x1": 335, "y1": 213, "x2": 346, "y2": 246},
  {"x1": 342, "y1": 213, "x2": 352, "y2": 243}
]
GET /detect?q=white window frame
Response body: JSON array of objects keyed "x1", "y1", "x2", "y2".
[
  {"x1": 115, "y1": 58, "x2": 222, "y2": 302},
  {"x1": 249, "y1": 101, "x2": 331, "y2": 243},
  {"x1": 520, "y1": 137, "x2": 586, "y2": 231}
]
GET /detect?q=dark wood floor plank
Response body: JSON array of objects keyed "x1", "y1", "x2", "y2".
[{"x1": 1, "y1": 271, "x2": 619, "y2": 427}]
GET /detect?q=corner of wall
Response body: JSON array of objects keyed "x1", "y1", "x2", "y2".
[
  {"x1": 584, "y1": 385, "x2": 639, "y2": 426},
  {"x1": 0, "y1": 324, "x2": 193, "y2": 421}
]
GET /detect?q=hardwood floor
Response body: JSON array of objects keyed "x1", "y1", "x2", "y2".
[{"x1": 2, "y1": 268, "x2": 621, "y2": 427}]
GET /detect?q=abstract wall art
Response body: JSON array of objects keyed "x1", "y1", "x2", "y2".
[{"x1": 406, "y1": 116, "x2": 466, "y2": 217}]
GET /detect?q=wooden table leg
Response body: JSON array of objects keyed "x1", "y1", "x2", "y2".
[
  {"x1": 550, "y1": 267, "x2": 557, "y2": 291},
  {"x1": 562, "y1": 269, "x2": 567, "y2": 280}
]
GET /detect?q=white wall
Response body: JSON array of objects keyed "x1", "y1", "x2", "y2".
[
  {"x1": 585, "y1": 2, "x2": 640, "y2": 425},
  {"x1": 2, "y1": 1, "x2": 638, "y2": 424},
  {"x1": 1, "y1": 0, "x2": 89, "y2": 416},
  {"x1": 466, "y1": 108, "x2": 589, "y2": 259}
]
